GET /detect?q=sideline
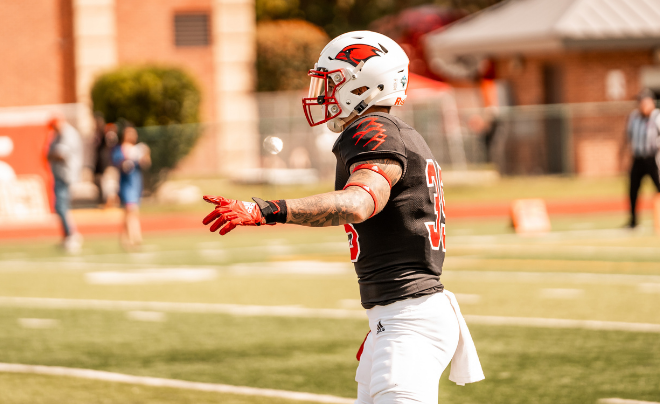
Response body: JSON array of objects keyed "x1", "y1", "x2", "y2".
[
  {"x1": 598, "y1": 399, "x2": 660, "y2": 404},
  {"x1": 0, "y1": 363, "x2": 354, "y2": 404},
  {"x1": 2, "y1": 296, "x2": 660, "y2": 333}
]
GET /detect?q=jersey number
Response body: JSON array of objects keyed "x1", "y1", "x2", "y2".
[
  {"x1": 343, "y1": 162, "x2": 445, "y2": 261},
  {"x1": 344, "y1": 223, "x2": 360, "y2": 262},
  {"x1": 425, "y1": 160, "x2": 445, "y2": 252}
]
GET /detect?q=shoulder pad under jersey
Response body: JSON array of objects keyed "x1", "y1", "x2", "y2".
[{"x1": 333, "y1": 113, "x2": 407, "y2": 169}]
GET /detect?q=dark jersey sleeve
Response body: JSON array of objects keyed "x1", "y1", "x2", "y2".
[{"x1": 334, "y1": 114, "x2": 408, "y2": 172}]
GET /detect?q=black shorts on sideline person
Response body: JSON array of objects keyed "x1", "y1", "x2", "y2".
[{"x1": 629, "y1": 156, "x2": 660, "y2": 227}]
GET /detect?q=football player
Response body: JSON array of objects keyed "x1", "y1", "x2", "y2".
[{"x1": 203, "y1": 31, "x2": 483, "y2": 403}]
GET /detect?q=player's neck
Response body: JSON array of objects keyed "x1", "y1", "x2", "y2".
[{"x1": 344, "y1": 106, "x2": 391, "y2": 128}]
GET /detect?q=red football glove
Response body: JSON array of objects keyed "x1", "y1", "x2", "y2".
[{"x1": 203, "y1": 195, "x2": 266, "y2": 235}]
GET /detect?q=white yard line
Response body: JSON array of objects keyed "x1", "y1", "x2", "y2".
[
  {"x1": 17, "y1": 318, "x2": 59, "y2": 329},
  {"x1": 597, "y1": 399, "x2": 660, "y2": 404},
  {"x1": 449, "y1": 243, "x2": 660, "y2": 259},
  {"x1": 0, "y1": 260, "x2": 137, "y2": 271},
  {"x1": 448, "y1": 227, "x2": 660, "y2": 256},
  {"x1": 43, "y1": 242, "x2": 349, "y2": 262},
  {"x1": 449, "y1": 228, "x2": 641, "y2": 244},
  {"x1": 2, "y1": 296, "x2": 660, "y2": 333},
  {"x1": 444, "y1": 270, "x2": 660, "y2": 285},
  {"x1": 1, "y1": 242, "x2": 350, "y2": 270},
  {"x1": 539, "y1": 288, "x2": 584, "y2": 299},
  {"x1": 6, "y1": 257, "x2": 660, "y2": 288},
  {"x1": 0, "y1": 363, "x2": 354, "y2": 404},
  {"x1": 0, "y1": 297, "x2": 367, "y2": 319},
  {"x1": 85, "y1": 268, "x2": 218, "y2": 285},
  {"x1": 464, "y1": 315, "x2": 660, "y2": 333}
]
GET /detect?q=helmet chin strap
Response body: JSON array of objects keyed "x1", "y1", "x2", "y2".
[
  {"x1": 327, "y1": 119, "x2": 346, "y2": 133},
  {"x1": 326, "y1": 87, "x2": 382, "y2": 133}
]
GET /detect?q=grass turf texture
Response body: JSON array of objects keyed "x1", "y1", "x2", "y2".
[
  {"x1": 1, "y1": 308, "x2": 659, "y2": 403},
  {"x1": 0, "y1": 373, "x2": 323, "y2": 404},
  {"x1": 2, "y1": 212, "x2": 659, "y2": 264},
  {"x1": 1, "y1": 225, "x2": 660, "y2": 324},
  {"x1": 2, "y1": 204, "x2": 660, "y2": 403},
  {"x1": 1, "y1": 267, "x2": 660, "y2": 324}
]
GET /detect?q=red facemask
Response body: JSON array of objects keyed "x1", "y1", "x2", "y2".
[{"x1": 302, "y1": 68, "x2": 346, "y2": 127}]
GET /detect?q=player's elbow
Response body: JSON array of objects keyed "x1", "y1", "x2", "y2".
[
  {"x1": 351, "y1": 207, "x2": 371, "y2": 224},
  {"x1": 345, "y1": 189, "x2": 375, "y2": 224}
]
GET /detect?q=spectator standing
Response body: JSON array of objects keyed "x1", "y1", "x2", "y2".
[
  {"x1": 112, "y1": 126, "x2": 151, "y2": 248},
  {"x1": 96, "y1": 123, "x2": 120, "y2": 207},
  {"x1": 47, "y1": 116, "x2": 83, "y2": 253},
  {"x1": 467, "y1": 110, "x2": 500, "y2": 163},
  {"x1": 625, "y1": 90, "x2": 660, "y2": 228},
  {"x1": 92, "y1": 112, "x2": 106, "y2": 177}
]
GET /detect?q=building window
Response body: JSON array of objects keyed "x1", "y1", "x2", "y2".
[{"x1": 174, "y1": 13, "x2": 210, "y2": 47}]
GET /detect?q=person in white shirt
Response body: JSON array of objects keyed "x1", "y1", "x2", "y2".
[{"x1": 47, "y1": 116, "x2": 83, "y2": 253}]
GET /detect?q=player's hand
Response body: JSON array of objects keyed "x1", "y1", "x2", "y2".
[{"x1": 202, "y1": 195, "x2": 266, "y2": 235}]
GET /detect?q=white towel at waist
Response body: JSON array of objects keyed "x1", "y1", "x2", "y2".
[{"x1": 444, "y1": 289, "x2": 485, "y2": 386}]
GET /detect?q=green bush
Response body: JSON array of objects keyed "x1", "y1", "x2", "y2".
[
  {"x1": 91, "y1": 66, "x2": 201, "y2": 126},
  {"x1": 91, "y1": 66, "x2": 203, "y2": 191},
  {"x1": 256, "y1": 19, "x2": 329, "y2": 92}
]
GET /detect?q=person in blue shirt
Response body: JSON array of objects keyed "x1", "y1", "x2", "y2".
[{"x1": 112, "y1": 126, "x2": 151, "y2": 248}]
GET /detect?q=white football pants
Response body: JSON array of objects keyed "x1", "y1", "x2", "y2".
[{"x1": 355, "y1": 291, "x2": 460, "y2": 404}]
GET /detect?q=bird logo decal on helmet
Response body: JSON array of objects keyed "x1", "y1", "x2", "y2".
[{"x1": 331, "y1": 44, "x2": 383, "y2": 67}]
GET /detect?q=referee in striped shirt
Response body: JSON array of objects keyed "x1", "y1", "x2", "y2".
[{"x1": 625, "y1": 89, "x2": 660, "y2": 228}]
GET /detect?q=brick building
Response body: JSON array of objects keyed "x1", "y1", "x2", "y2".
[
  {"x1": 0, "y1": 0, "x2": 258, "y2": 175},
  {"x1": 425, "y1": 0, "x2": 660, "y2": 176}
]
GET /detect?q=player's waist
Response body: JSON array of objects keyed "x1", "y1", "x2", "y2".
[
  {"x1": 359, "y1": 277, "x2": 443, "y2": 309},
  {"x1": 355, "y1": 262, "x2": 442, "y2": 280},
  {"x1": 366, "y1": 290, "x2": 446, "y2": 318}
]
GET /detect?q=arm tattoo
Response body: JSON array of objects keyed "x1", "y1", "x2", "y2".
[
  {"x1": 285, "y1": 158, "x2": 403, "y2": 227},
  {"x1": 348, "y1": 158, "x2": 403, "y2": 185},
  {"x1": 348, "y1": 158, "x2": 403, "y2": 216},
  {"x1": 286, "y1": 188, "x2": 371, "y2": 227}
]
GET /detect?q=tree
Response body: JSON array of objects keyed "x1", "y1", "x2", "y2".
[
  {"x1": 91, "y1": 66, "x2": 203, "y2": 191},
  {"x1": 254, "y1": 0, "x2": 505, "y2": 84},
  {"x1": 255, "y1": 0, "x2": 505, "y2": 39},
  {"x1": 256, "y1": 19, "x2": 330, "y2": 92}
]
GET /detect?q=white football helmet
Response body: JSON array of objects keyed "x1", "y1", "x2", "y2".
[{"x1": 302, "y1": 31, "x2": 410, "y2": 133}]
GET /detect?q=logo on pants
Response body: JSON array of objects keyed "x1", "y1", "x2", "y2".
[{"x1": 376, "y1": 320, "x2": 385, "y2": 334}]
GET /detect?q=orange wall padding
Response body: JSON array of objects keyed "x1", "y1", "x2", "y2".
[{"x1": 0, "y1": 125, "x2": 54, "y2": 211}]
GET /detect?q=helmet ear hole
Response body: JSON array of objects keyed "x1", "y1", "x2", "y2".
[{"x1": 351, "y1": 86, "x2": 369, "y2": 95}]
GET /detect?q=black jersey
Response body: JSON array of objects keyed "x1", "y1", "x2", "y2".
[{"x1": 333, "y1": 112, "x2": 446, "y2": 309}]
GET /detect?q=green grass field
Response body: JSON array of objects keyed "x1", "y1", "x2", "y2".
[
  {"x1": 2, "y1": 175, "x2": 660, "y2": 403},
  {"x1": 0, "y1": 373, "x2": 323, "y2": 404},
  {"x1": 2, "y1": 308, "x2": 659, "y2": 404},
  {"x1": 145, "y1": 173, "x2": 658, "y2": 214}
]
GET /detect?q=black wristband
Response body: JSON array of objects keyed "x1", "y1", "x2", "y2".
[{"x1": 252, "y1": 197, "x2": 288, "y2": 224}]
